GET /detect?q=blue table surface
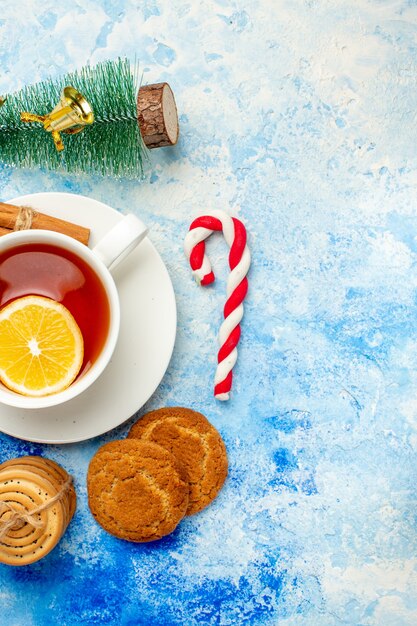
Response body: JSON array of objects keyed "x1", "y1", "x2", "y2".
[{"x1": 1, "y1": 1, "x2": 417, "y2": 625}]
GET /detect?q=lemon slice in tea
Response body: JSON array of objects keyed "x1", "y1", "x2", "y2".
[{"x1": 0, "y1": 295, "x2": 84, "y2": 397}]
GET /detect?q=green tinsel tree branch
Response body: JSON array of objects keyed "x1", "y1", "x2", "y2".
[{"x1": 0, "y1": 58, "x2": 149, "y2": 178}]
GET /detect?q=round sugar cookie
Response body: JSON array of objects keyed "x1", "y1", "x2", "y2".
[
  {"x1": 0, "y1": 457, "x2": 75, "y2": 566},
  {"x1": 0, "y1": 457, "x2": 76, "y2": 527},
  {"x1": 0, "y1": 463, "x2": 69, "y2": 528},
  {"x1": 87, "y1": 440, "x2": 189, "y2": 542},
  {"x1": 0, "y1": 471, "x2": 64, "y2": 565},
  {"x1": 127, "y1": 407, "x2": 228, "y2": 515},
  {"x1": 0, "y1": 457, "x2": 76, "y2": 524}
]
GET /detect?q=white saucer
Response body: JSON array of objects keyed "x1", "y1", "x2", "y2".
[{"x1": 0, "y1": 192, "x2": 177, "y2": 444}]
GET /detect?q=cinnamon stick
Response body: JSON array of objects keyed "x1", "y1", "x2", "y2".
[{"x1": 0, "y1": 203, "x2": 90, "y2": 245}]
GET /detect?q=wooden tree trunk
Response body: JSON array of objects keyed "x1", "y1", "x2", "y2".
[{"x1": 137, "y1": 83, "x2": 179, "y2": 149}]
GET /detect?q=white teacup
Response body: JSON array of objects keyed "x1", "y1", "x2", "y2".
[{"x1": 0, "y1": 214, "x2": 147, "y2": 409}]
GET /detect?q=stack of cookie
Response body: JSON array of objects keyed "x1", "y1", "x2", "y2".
[
  {"x1": 0, "y1": 456, "x2": 76, "y2": 566},
  {"x1": 88, "y1": 407, "x2": 228, "y2": 542}
]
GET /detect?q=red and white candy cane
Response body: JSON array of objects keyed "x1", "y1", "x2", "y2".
[{"x1": 184, "y1": 210, "x2": 250, "y2": 400}]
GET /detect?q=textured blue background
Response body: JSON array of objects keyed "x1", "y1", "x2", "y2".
[{"x1": 1, "y1": 1, "x2": 417, "y2": 624}]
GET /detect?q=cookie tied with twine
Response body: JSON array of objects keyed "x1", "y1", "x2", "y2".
[{"x1": 0, "y1": 456, "x2": 76, "y2": 566}]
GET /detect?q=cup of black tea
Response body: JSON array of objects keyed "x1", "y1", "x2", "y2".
[{"x1": 0, "y1": 215, "x2": 147, "y2": 409}]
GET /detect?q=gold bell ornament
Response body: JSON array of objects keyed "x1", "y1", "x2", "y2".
[{"x1": 21, "y1": 86, "x2": 94, "y2": 152}]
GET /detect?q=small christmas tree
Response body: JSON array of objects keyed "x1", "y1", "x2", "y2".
[{"x1": 0, "y1": 58, "x2": 178, "y2": 179}]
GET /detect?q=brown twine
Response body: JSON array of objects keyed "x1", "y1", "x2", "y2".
[
  {"x1": 0, "y1": 476, "x2": 72, "y2": 542},
  {"x1": 14, "y1": 206, "x2": 37, "y2": 231}
]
